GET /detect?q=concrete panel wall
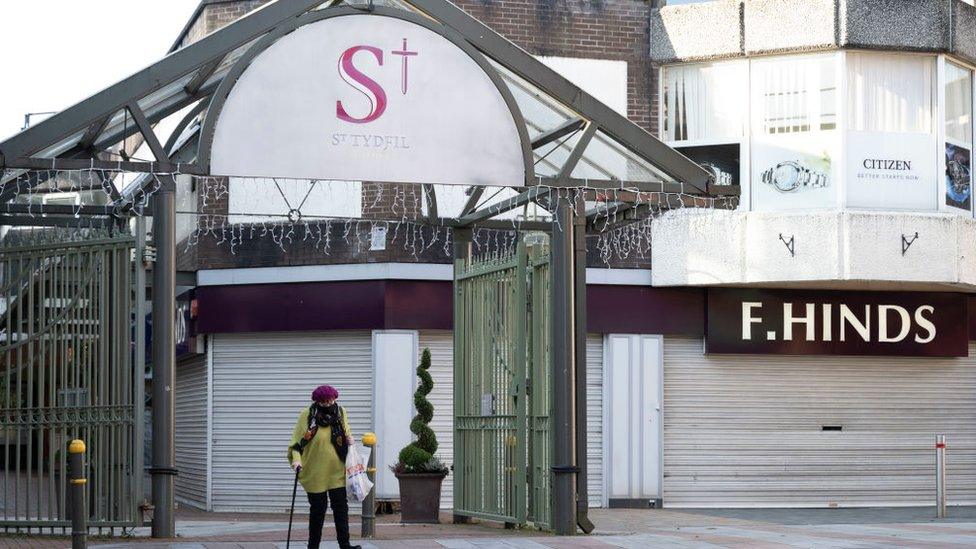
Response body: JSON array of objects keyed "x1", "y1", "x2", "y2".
[
  {"x1": 744, "y1": 0, "x2": 837, "y2": 55},
  {"x1": 651, "y1": 0, "x2": 976, "y2": 66},
  {"x1": 652, "y1": 209, "x2": 976, "y2": 290},
  {"x1": 649, "y1": 1, "x2": 743, "y2": 63}
]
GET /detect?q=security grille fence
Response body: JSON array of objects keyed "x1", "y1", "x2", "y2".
[
  {"x1": 453, "y1": 241, "x2": 552, "y2": 528},
  {"x1": 0, "y1": 236, "x2": 140, "y2": 533}
]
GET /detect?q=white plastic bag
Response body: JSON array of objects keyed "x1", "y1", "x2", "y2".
[{"x1": 345, "y1": 444, "x2": 373, "y2": 503}]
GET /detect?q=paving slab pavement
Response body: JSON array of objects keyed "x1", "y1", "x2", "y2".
[{"x1": 5, "y1": 507, "x2": 976, "y2": 548}]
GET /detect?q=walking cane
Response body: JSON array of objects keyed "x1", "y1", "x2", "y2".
[{"x1": 286, "y1": 467, "x2": 299, "y2": 549}]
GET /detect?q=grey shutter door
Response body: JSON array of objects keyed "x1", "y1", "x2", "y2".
[
  {"x1": 419, "y1": 330, "x2": 454, "y2": 509},
  {"x1": 663, "y1": 337, "x2": 976, "y2": 508},
  {"x1": 211, "y1": 332, "x2": 373, "y2": 512},
  {"x1": 586, "y1": 334, "x2": 604, "y2": 507},
  {"x1": 175, "y1": 354, "x2": 209, "y2": 510}
]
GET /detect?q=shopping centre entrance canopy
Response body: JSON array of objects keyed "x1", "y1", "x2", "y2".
[
  {"x1": 0, "y1": 0, "x2": 729, "y2": 538},
  {"x1": 0, "y1": 0, "x2": 720, "y2": 230}
]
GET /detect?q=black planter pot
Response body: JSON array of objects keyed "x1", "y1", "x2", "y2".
[{"x1": 395, "y1": 471, "x2": 448, "y2": 524}]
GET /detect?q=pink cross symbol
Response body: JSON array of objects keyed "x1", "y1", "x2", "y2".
[{"x1": 391, "y1": 38, "x2": 418, "y2": 95}]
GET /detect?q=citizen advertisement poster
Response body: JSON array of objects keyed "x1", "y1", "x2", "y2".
[
  {"x1": 751, "y1": 132, "x2": 836, "y2": 211},
  {"x1": 847, "y1": 131, "x2": 937, "y2": 210},
  {"x1": 945, "y1": 142, "x2": 972, "y2": 211},
  {"x1": 675, "y1": 143, "x2": 740, "y2": 187},
  {"x1": 706, "y1": 289, "x2": 968, "y2": 357}
]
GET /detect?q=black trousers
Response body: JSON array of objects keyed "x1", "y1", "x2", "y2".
[{"x1": 306, "y1": 487, "x2": 350, "y2": 549}]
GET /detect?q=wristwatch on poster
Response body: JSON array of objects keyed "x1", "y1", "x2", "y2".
[
  {"x1": 761, "y1": 161, "x2": 829, "y2": 193},
  {"x1": 699, "y1": 162, "x2": 734, "y2": 186},
  {"x1": 947, "y1": 159, "x2": 971, "y2": 194}
]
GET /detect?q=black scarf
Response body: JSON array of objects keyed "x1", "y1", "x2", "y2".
[
  {"x1": 291, "y1": 403, "x2": 349, "y2": 461},
  {"x1": 313, "y1": 403, "x2": 349, "y2": 461}
]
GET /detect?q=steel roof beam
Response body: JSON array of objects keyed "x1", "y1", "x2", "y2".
[
  {"x1": 0, "y1": 0, "x2": 330, "y2": 161},
  {"x1": 127, "y1": 103, "x2": 169, "y2": 163},
  {"x1": 407, "y1": 0, "x2": 711, "y2": 192},
  {"x1": 457, "y1": 185, "x2": 549, "y2": 227},
  {"x1": 3, "y1": 156, "x2": 201, "y2": 175},
  {"x1": 531, "y1": 118, "x2": 584, "y2": 150},
  {"x1": 0, "y1": 215, "x2": 114, "y2": 228},
  {"x1": 436, "y1": 216, "x2": 552, "y2": 232},
  {"x1": 78, "y1": 115, "x2": 111, "y2": 150},
  {"x1": 557, "y1": 123, "x2": 596, "y2": 179},
  {"x1": 184, "y1": 58, "x2": 222, "y2": 96},
  {"x1": 460, "y1": 186, "x2": 485, "y2": 216},
  {"x1": 0, "y1": 204, "x2": 127, "y2": 216}
]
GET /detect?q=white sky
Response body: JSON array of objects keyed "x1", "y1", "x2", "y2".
[{"x1": 0, "y1": 1, "x2": 201, "y2": 140}]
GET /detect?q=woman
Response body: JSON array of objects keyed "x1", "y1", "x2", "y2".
[{"x1": 288, "y1": 385, "x2": 361, "y2": 549}]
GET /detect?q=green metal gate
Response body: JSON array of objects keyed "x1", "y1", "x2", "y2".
[
  {"x1": 454, "y1": 240, "x2": 552, "y2": 528},
  {"x1": 0, "y1": 236, "x2": 140, "y2": 533}
]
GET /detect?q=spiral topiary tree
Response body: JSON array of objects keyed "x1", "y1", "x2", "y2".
[{"x1": 398, "y1": 347, "x2": 439, "y2": 470}]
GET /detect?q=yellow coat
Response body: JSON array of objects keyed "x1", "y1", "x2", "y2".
[{"x1": 287, "y1": 406, "x2": 350, "y2": 493}]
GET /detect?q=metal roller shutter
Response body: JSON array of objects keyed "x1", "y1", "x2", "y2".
[
  {"x1": 175, "y1": 353, "x2": 209, "y2": 510},
  {"x1": 211, "y1": 331, "x2": 373, "y2": 512},
  {"x1": 586, "y1": 334, "x2": 604, "y2": 507},
  {"x1": 663, "y1": 337, "x2": 976, "y2": 508},
  {"x1": 419, "y1": 331, "x2": 455, "y2": 509}
]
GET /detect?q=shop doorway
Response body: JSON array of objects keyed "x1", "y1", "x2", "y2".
[{"x1": 604, "y1": 334, "x2": 663, "y2": 507}]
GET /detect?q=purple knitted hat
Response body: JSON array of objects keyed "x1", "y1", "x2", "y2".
[{"x1": 311, "y1": 385, "x2": 339, "y2": 402}]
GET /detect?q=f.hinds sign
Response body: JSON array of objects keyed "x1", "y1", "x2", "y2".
[{"x1": 707, "y1": 289, "x2": 968, "y2": 357}]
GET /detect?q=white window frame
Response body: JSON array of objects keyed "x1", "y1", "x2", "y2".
[
  {"x1": 661, "y1": 51, "x2": 963, "y2": 214},
  {"x1": 941, "y1": 54, "x2": 976, "y2": 216}
]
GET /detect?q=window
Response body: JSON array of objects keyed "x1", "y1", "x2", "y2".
[
  {"x1": 752, "y1": 54, "x2": 837, "y2": 135},
  {"x1": 946, "y1": 62, "x2": 973, "y2": 144},
  {"x1": 847, "y1": 53, "x2": 935, "y2": 133},
  {"x1": 663, "y1": 61, "x2": 747, "y2": 142},
  {"x1": 228, "y1": 178, "x2": 363, "y2": 224},
  {"x1": 945, "y1": 61, "x2": 973, "y2": 211}
]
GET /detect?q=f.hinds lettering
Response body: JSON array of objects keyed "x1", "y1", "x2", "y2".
[{"x1": 741, "y1": 301, "x2": 936, "y2": 344}]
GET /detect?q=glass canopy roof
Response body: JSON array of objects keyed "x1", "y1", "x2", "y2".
[{"x1": 0, "y1": 0, "x2": 709, "y2": 221}]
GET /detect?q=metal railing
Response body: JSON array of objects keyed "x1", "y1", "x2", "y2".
[
  {"x1": 453, "y1": 241, "x2": 552, "y2": 528},
  {"x1": 0, "y1": 236, "x2": 140, "y2": 533}
]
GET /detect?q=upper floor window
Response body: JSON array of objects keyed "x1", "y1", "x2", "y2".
[
  {"x1": 663, "y1": 60, "x2": 747, "y2": 142},
  {"x1": 946, "y1": 61, "x2": 973, "y2": 144},
  {"x1": 751, "y1": 54, "x2": 837, "y2": 135},
  {"x1": 847, "y1": 52, "x2": 935, "y2": 134}
]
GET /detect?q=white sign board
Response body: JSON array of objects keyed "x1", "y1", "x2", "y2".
[
  {"x1": 751, "y1": 131, "x2": 838, "y2": 211},
  {"x1": 847, "y1": 131, "x2": 937, "y2": 210},
  {"x1": 209, "y1": 14, "x2": 527, "y2": 187}
]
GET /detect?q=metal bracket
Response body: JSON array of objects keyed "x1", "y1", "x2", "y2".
[
  {"x1": 143, "y1": 245, "x2": 157, "y2": 265},
  {"x1": 902, "y1": 232, "x2": 919, "y2": 255},
  {"x1": 779, "y1": 233, "x2": 795, "y2": 257}
]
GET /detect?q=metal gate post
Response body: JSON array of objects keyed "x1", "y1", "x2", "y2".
[
  {"x1": 134, "y1": 216, "x2": 147, "y2": 517},
  {"x1": 551, "y1": 197, "x2": 577, "y2": 535},
  {"x1": 452, "y1": 227, "x2": 472, "y2": 525},
  {"x1": 573, "y1": 198, "x2": 593, "y2": 534},
  {"x1": 151, "y1": 176, "x2": 177, "y2": 538}
]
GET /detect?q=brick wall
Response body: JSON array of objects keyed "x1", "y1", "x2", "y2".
[
  {"x1": 453, "y1": 0, "x2": 657, "y2": 133},
  {"x1": 179, "y1": 0, "x2": 657, "y2": 132}
]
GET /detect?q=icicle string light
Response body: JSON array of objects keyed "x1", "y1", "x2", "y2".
[{"x1": 0, "y1": 169, "x2": 736, "y2": 265}]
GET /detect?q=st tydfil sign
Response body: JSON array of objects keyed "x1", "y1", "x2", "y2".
[
  {"x1": 206, "y1": 12, "x2": 529, "y2": 187},
  {"x1": 707, "y1": 289, "x2": 968, "y2": 357}
]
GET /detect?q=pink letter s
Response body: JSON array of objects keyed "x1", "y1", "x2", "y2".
[{"x1": 336, "y1": 46, "x2": 387, "y2": 124}]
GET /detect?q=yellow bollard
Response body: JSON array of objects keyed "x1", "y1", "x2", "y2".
[
  {"x1": 68, "y1": 440, "x2": 87, "y2": 549},
  {"x1": 361, "y1": 432, "x2": 377, "y2": 539}
]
